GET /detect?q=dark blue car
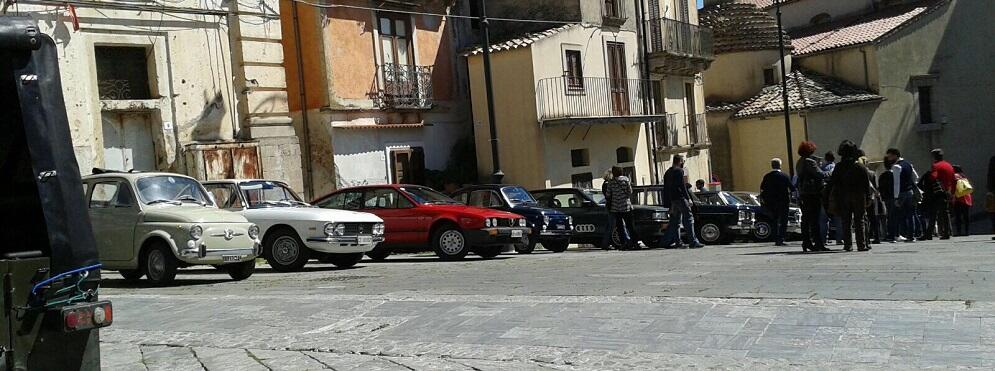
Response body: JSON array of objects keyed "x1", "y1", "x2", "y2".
[{"x1": 452, "y1": 185, "x2": 573, "y2": 253}]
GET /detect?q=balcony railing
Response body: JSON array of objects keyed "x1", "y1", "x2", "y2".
[
  {"x1": 374, "y1": 63, "x2": 433, "y2": 110},
  {"x1": 537, "y1": 76, "x2": 660, "y2": 123},
  {"x1": 656, "y1": 113, "x2": 709, "y2": 149},
  {"x1": 689, "y1": 113, "x2": 709, "y2": 145},
  {"x1": 645, "y1": 17, "x2": 714, "y2": 62},
  {"x1": 656, "y1": 114, "x2": 680, "y2": 148}
]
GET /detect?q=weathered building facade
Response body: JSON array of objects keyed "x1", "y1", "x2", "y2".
[{"x1": 14, "y1": 0, "x2": 303, "y2": 190}]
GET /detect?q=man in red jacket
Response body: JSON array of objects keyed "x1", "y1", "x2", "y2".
[{"x1": 930, "y1": 149, "x2": 955, "y2": 239}]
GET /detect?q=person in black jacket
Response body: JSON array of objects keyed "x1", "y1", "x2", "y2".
[
  {"x1": 660, "y1": 154, "x2": 702, "y2": 248},
  {"x1": 879, "y1": 160, "x2": 895, "y2": 242},
  {"x1": 830, "y1": 141, "x2": 872, "y2": 252},
  {"x1": 760, "y1": 158, "x2": 794, "y2": 246},
  {"x1": 796, "y1": 141, "x2": 829, "y2": 252}
]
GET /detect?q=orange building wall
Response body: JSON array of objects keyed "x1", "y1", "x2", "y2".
[
  {"x1": 413, "y1": 14, "x2": 454, "y2": 101},
  {"x1": 327, "y1": 0, "x2": 378, "y2": 101},
  {"x1": 279, "y1": 0, "x2": 327, "y2": 111}
]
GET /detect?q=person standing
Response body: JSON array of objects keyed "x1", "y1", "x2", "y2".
[
  {"x1": 695, "y1": 179, "x2": 707, "y2": 192},
  {"x1": 760, "y1": 158, "x2": 794, "y2": 246},
  {"x1": 821, "y1": 151, "x2": 843, "y2": 245},
  {"x1": 600, "y1": 170, "x2": 616, "y2": 250},
  {"x1": 930, "y1": 149, "x2": 955, "y2": 240},
  {"x1": 861, "y1": 155, "x2": 883, "y2": 245},
  {"x1": 660, "y1": 155, "x2": 702, "y2": 249},
  {"x1": 952, "y1": 165, "x2": 973, "y2": 236},
  {"x1": 879, "y1": 160, "x2": 895, "y2": 242},
  {"x1": 601, "y1": 167, "x2": 636, "y2": 250},
  {"x1": 797, "y1": 141, "x2": 829, "y2": 252},
  {"x1": 886, "y1": 148, "x2": 919, "y2": 243},
  {"x1": 829, "y1": 141, "x2": 872, "y2": 251},
  {"x1": 918, "y1": 171, "x2": 942, "y2": 240}
]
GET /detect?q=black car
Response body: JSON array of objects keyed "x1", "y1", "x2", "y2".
[
  {"x1": 530, "y1": 188, "x2": 669, "y2": 249},
  {"x1": 452, "y1": 185, "x2": 573, "y2": 253},
  {"x1": 731, "y1": 192, "x2": 802, "y2": 242},
  {"x1": 631, "y1": 186, "x2": 755, "y2": 245}
]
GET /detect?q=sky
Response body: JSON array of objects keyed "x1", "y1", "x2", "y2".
[{"x1": 697, "y1": 0, "x2": 704, "y2": 8}]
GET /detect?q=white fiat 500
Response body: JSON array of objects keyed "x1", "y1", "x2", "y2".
[{"x1": 202, "y1": 180, "x2": 384, "y2": 271}]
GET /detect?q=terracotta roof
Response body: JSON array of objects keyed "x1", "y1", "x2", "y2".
[
  {"x1": 463, "y1": 24, "x2": 578, "y2": 56},
  {"x1": 789, "y1": 3, "x2": 934, "y2": 56},
  {"x1": 737, "y1": 0, "x2": 803, "y2": 10},
  {"x1": 699, "y1": 2, "x2": 793, "y2": 54},
  {"x1": 331, "y1": 122, "x2": 425, "y2": 129},
  {"x1": 730, "y1": 69, "x2": 883, "y2": 119},
  {"x1": 706, "y1": 101, "x2": 747, "y2": 113}
]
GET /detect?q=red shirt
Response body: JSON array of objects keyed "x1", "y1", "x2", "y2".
[{"x1": 932, "y1": 160, "x2": 956, "y2": 193}]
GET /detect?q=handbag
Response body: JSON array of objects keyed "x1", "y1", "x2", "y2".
[{"x1": 955, "y1": 178, "x2": 974, "y2": 198}]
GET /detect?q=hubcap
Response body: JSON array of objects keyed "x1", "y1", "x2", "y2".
[
  {"x1": 271, "y1": 236, "x2": 300, "y2": 265},
  {"x1": 439, "y1": 230, "x2": 465, "y2": 255},
  {"x1": 147, "y1": 249, "x2": 165, "y2": 280},
  {"x1": 701, "y1": 224, "x2": 721, "y2": 242},
  {"x1": 611, "y1": 228, "x2": 622, "y2": 246},
  {"x1": 756, "y1": 222, "x2": 771, "y2": 239}
]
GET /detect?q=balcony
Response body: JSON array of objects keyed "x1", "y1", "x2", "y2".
[
  {"x1": 645, "y1": 17, "x2": 714, "y2": 75},
  {"x1": 689, "y1": 113, "x2": 709, "y2": 146},
  {"x1": 602, "y1": 0, "x2": 627, "y2": 27},
  {"x1": 655, "y1": 113, "x2": 709, "y2": 151},
  {"x1": 536, "y1": 76, "x2": 664, "y2": 127},
  {"x1": 373, "y1": 63, "x2": 433, "y2": 110}
]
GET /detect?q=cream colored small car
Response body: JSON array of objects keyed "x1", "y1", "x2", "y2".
[{"x1": 83, "y1": 171, "x2": 261, "y2": 284}]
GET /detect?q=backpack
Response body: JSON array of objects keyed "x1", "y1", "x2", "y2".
[{"x1": 955, "y1": 178, "x2": 974, "y2": 198}]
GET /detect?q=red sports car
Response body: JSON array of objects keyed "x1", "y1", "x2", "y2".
[{"x1": 313, "y1": 184, "x2": 530, "y2": 261}]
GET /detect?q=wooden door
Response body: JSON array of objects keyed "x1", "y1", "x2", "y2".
[
  {"x1": 101, "y1": 112, "x2": 156, "y2": 171},
  {"x1": 606, "y1": 42, "x2": 629, "y2": 116}
]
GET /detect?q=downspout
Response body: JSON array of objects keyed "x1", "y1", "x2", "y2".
[
  {"x1": 291, "y1": 0, "x2": 314, "y2": 199},
  {"x1": 860, "y1": 46, "x2": 870, "y2": 90},
  {"x1": 635, "y1": 0, "x2": 660, "y2": 185}
]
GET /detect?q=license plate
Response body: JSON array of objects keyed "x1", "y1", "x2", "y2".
[
  {"x1": 557, "y1": 225, "x2": 566, "y2": 230},
  {"x1": 222, "y1": 255, "x2": 240, "y2": 262},
  {"x1": 511, "y1": 230, "x2": 524, "y2": 238},
  {"x1": 358, "y1": 236, "x2": 373, "y2": 245}
]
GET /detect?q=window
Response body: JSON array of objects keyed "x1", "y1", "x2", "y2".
[
  {"x1": 810, "y1": 13, "x2": 832, "y2": 25},
  {"x1": 697, "y1": 193, "x2": 724, "y2": 206},
  {"x1": 551, "y1": 193, "x2": 584, "y2": 208},
  {"x1": 564, "y1": 50, "x2": 584, "y2": 90},
  {"x1": 468, "y1": 190, "x2": 504, "y2": 208},
  {"x1": 362, "y1": 189, "x2": 410, "y2": 209},
  {"x1": 763, "y1": 67, "x2": 776, "y2": 86},
  {"x1": 89, "y1": 181, "x2": 132, "y2": 208},
  {"x1": 604, "y1": 0, "x2": 622, "y2": 18},
  {"x1": 95, "y1": 46, "x2": 152, "y2": 100},
  {"x1": 918, "y1": 85, "x2": 934, "y2": 124},
  {"x1": 378, "y1": 13, "x2": 413, "y2": 67},
  {"x1": 616, "y1": 147, "x2": 634, "y2": 163},
  {"x1": 205, "y1": 184, "x2": 244, "y2": 209},
  {"x1": 622, "y1": 166, "x2": 636, "y2": 181},
  {"x1": 240, "y1": 181, "x2": 302, "y2": 208},
  {"x1": 570, "y1": 148, "x2": 590, "y2": 167},
  {"x1": 571, "y1": 173, "x2": 594, "y2": 189}
]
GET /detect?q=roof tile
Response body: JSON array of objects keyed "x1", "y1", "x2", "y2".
[
  {"x1": 463, "y1": 24, "x2": 578, "y2": 56},
  {"x1": 731, "y1": 69, "x2": 883, "y2": 119},
  {"x1": 789, "y1": 4, "x2": 931, "y2": 56},
  {"x1": 700, "y1": 2, "x2": 793, "y2": 54}
]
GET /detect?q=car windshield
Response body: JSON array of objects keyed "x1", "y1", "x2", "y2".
[
  {"x1": 136, "y1": 175, "x2": 212, "y2": 206},
  {"x1": 720, "y1": 192, "x2": 745, "y2": 205},
  {"x1": 501, "y1": 186, "x2": 536, "y2": 205},
  {"x1": 401, "y1": 186, "x2": 459, "y2": 205},
  {"x1": 733, "y1": 193, "x2": 760, "y2": 206},
  {"x1": 633, "y1": 188, "x2": 666, "y2": 206},
  {"x1": 240, "y1": 181, "x2": 308, "y2": 208},
  {"x1": 583, "y1": 190, "x2": 607, "y2": 205}
]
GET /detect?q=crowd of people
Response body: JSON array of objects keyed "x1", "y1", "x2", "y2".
[{"x1": 761, "y1": 141, "x2": 995, "y2": 253}]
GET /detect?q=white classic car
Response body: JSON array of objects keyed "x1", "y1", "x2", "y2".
[
  {"x1": 83, "y1": 171, "x2": 261, "y2": 284},
  {"x1": 202, "y1": 179, "x2": 384, "y2": 271}
]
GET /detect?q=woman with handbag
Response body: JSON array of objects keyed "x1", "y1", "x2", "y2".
[
  {"x1": 829, "y1": 140, "x2": 872, "y2": 252},
  {"x1": 952, "y1": 165, "x2": 973, "y2": 236}
]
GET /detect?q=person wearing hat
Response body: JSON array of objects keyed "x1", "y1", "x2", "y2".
[{"x1": 930, "y1": 148, "x2": 955, "y2": 240}]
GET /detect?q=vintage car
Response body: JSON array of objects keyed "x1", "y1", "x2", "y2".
[
  {"x1": 312, "y1": 185, "x2": 530, "y2": 260},
  {"x1": 630, "y1": 186, "x2": 755, "y2": 245},
  {"x1": 202, "y1": 179, "x2": 385, "y2": 271},
  {"x1": 82, "y1": 171, "x2": 260, "y2": 284},
  {"x1": 451, "y1": 185, "x2": 573, "y2": 253},
  {"x1": 731, "y1": 192, "x2": 802, "y2": 241},
  {"x1": 530, "y1": 188, "x2": 669, "y2": 249}
]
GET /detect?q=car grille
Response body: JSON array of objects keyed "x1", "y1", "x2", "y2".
[
  {"x1": 494, "y1": 218, "x2": 518, "y2": 227},
  {"x1": 341, "y1": 222, "x2": 376, "y2": 235}
]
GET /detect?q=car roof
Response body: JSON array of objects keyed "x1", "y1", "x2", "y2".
[
  {"x1": 202, "y1": 179, "x2": 288, "y2": 185},
  {"x1": 82, "y1": 171, "x2": 195, "y2": 182}
]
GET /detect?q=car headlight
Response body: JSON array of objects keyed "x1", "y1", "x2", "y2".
[
  {"x1": 373, "y1": 223, "x2": 385, "y2": 235},
  {"x1": 519, "y1": 218, "x2": 527, "y2": 227},
  {"x1": 189, "y1": 225, "x2": 203, "y2": 240},
  {"x1": 248, "y1": 225, "x2": 260, "y2": 240},
  {"x1": 652, "y1": 211, "x2": 668, "y2": 220},
  {"x1": 567, "y1": 216, "x2": 573, "y2": 224},
  {"x1": 543, "y1": 215, "x2": 551, "y2": 225},
  {"x1": 484, "y1": 218, "x2": 492, "y2": 227},
  {"x1": 324, "y1": 223, "x2": 346, "y2": 236}
]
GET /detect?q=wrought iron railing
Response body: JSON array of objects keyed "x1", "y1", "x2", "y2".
[
  {"x1": 689, "y1": 113, "x2": 709, "y2": 145},
  {"x1": 536, "y1": 76, "x2": 658, "y2": 122},
  {"x1": 375, "y1": 63, "x2": 433, "y2": 109},
  {"x1": 645, "y1": 17, "x2": 714, "y2": 60},
  {"x1": 656, "y1": 114, "x2": 680, "y2": 148}
]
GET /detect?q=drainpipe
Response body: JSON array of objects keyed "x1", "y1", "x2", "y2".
[
  {"x1": 860, "y1": 46, "x2": 870, "y2": 90},
  {"x1": 635, "y1": 0, "x2": 660, "y2": 184},
  {"x1": 291, "y1": 0, "x2": 314, "y2": 199}
]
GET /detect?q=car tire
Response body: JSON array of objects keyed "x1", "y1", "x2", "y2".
[
  {"x1": 143, "y1": 242, "x2": 178, "y2": 285},
  {"x1": 365, "y1": 248, "x2": 391, "y2": 262},
  {"x1": 698, "y1": 222, "x2": 726, "y2": 245},
  {"x1": 224, "y1": 261, "x2": 256, "y2": 281},
  {"x1": 118, "y1": 269, "x2": 143, "y2": 281},
  {"x1": 320, "y1": 252, "x2": 364, "y2": 268},
  {"x1": 432, "y1": 225, "x2": 469, "y2": 260},
  {"x1": 514, "y1": 235, "x2": 537, "y2": 254},
  {"x1": 263, "y1": 228, "x2": 311, "y2": 272},
  {"x1": 753, "y1": 221, "x2": 772, "y2": 242},
  {"x1": 544, "y1": 240, "x2": 570, "y2": 253},
  {"x1": 476, "y1": 246, "x2": 502, "y2": 259}
]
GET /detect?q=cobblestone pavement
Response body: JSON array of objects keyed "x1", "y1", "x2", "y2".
[{"x1": 100, "y1": 235, "x2": 995, "y2": 370}]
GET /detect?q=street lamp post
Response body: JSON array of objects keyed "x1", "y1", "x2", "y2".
[
  {"x1": 479, "y1": 0, "x2": 504, "y2": 184},
  {"x1": 774, "y1": 0, "x2": 795, "y2": 176}
]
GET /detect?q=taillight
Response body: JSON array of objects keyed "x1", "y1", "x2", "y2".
[{"x1": 60, "y1": 300, "x2": 113, "y2": 332}]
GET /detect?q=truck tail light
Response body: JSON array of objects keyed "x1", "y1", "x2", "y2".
[{"x1": 60, "y1": 300, "x2": 113, "y2": 332}]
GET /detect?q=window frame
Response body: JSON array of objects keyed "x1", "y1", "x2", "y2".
[
  {"x1": 570, "y1": 148, "x2": 591, "y2": 168},
  {"x1": 377, "y1": 12, "x2": 414, "y2": 67},
  {"x1": 563, "y1": 49, "x2": 585, "y2": 91},
  {"x1": 88, "y1": 180, "x2": 134, "y2": 209},
  {"x1": 205, "y1": 183, "x2": 245, "y2": 210}
]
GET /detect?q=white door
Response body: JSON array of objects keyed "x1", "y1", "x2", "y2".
[{"x1": 101, "y1": 112, "x2": 156, "y2": 171}]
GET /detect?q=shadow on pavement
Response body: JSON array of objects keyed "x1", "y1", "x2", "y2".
[
  {"x1": 738, "y1": 250, "x2": 847, "y2": 256},
  {"x1": 362, "y1": 256, "x2": 514, "y2": 264},
  {"x1": 100, "y1": 278, "x2": 231, "y2": 288}
]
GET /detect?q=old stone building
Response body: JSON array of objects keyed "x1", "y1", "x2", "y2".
[{"x1": 14, "y1": 0, "x2": 303, "y2": 190}]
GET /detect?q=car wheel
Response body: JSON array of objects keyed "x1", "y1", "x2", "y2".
[
  {"x1": 698, "y1": 223, "x2": 725, "y2": 245},
  {"x1": 515, "y1": 235, "x2": 537, "y2": 254},
  {"x1": 264, "y1": 228, "x2": 311, "y2": 272},
  {"x1": 544, "y1": 240, "x2": 570, "y2": 253},
  {"x1": 432, "y1": 225, "x2": 469, "y2": 260},
  {"x1": 365, "y1": 248, "x2": 391, "y2": 262},
  {"x1": 320, "y1": 252, "x2": 364, "y2": 268},
  {"x1": 118, "y1": 269, "x2": 143, "y2": 281},
  {"x1": 144, "y1": 242, "x2": 178, "y2": 285},
  {"x1": 224, "y1": 261, "x2": 256, "y2": 281},
  {"x1": 476, "y1": 246, "x2": 502, "y2": 259},
  {"x1": 753, "y1": 221, "x2": 772, "y2": 242}
]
